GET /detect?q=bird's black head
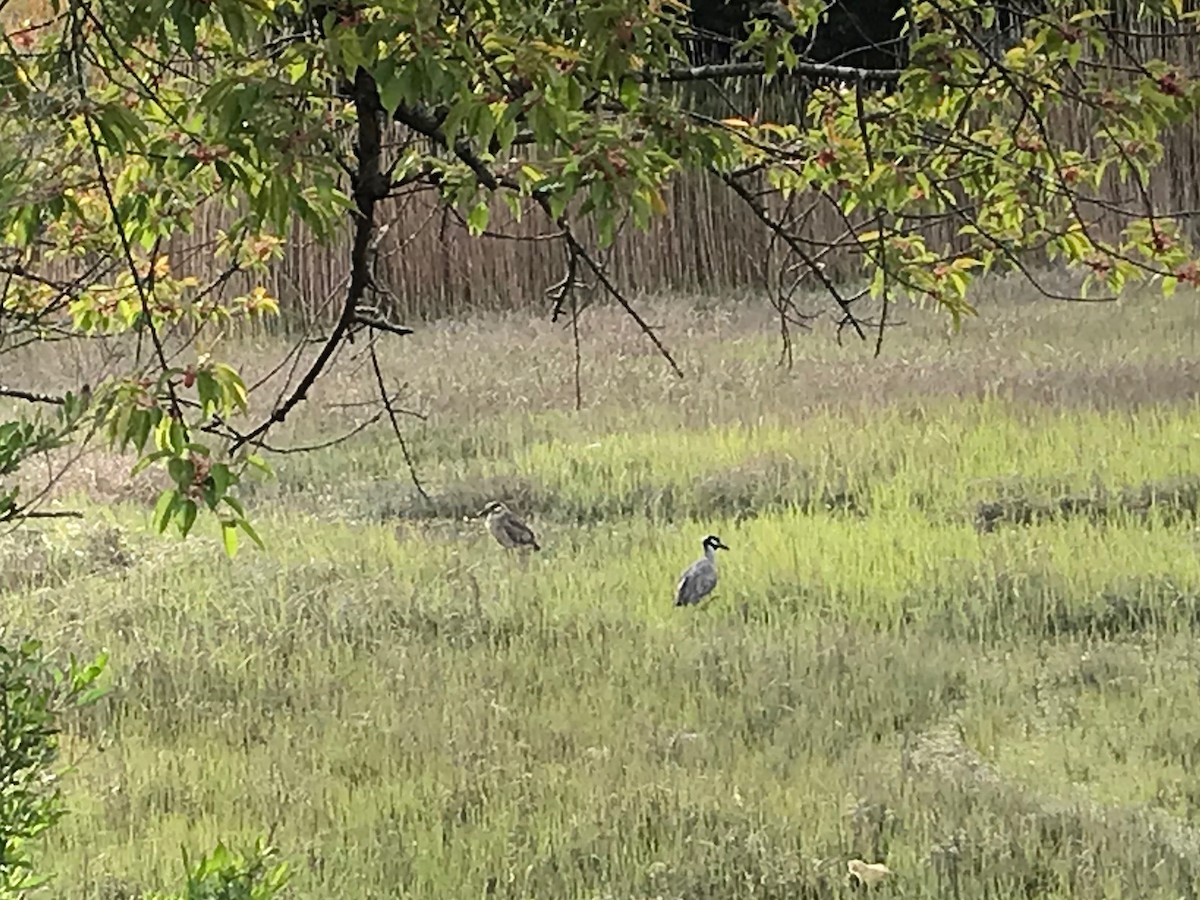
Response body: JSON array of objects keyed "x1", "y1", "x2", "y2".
[
  {"x1": 703, "y1": 534, "x2": 729, "y2": 552},
  {"x1": 478, "y1": 500, "x2": 504, "y2": 517}
]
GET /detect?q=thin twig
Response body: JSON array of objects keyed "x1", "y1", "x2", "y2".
[
  {"x1": 205, "y1": 408, "x2": 386, "y2": 455},
  {"x1": 854, "y1": 78, "x2": 890, "y2": 358},
  {"x1": 570, "y1": 288, "x2": 583, "y2": 412},
  {"x1": 70, "y1": 9, "x2": 182, "y2": 422},
  {"x1": 1, "y1": 508, "x2": 85, "y2": 523},
  {"x1": 720, "y1": 171, "x2": 867, "y2": 341},
  {"x1": 367, "y1": 337, "x2": 430, "y2": 504},
  {"x1": 557, "y1": 221, "x2": 684, "y2": 378}
]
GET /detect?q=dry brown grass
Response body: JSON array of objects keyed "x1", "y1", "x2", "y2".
[
  {"x1": 0, "y1": 0, "x2": 48, "y2": 24},
  {"x1": 5, "y1": 277, "x2": 1198, "y2": 514},
  {"x1": 11, "y1": 445, "x2": 165, "y2": 506}
]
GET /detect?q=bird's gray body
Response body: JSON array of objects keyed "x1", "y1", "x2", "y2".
[
  {"x1": 675, "y1": 557, "x2": 718, "y2": 606},
  {"x1": 481, "y1": 501, "x2": 541, "y2": 551},
  {"x1": 674, "y1": 535, "x2": 728, "y2": 606}
]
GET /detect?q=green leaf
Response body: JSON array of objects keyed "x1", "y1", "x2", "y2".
[
  {"x1": 501, "y1": 191, "x2": 523, "y2": 222},
  {"x1": 619, "y1": 77, "x2": 641, "y2": 109},
  {"x1": 221, "y1": 520, "x2": 239, "y2": 558},
  {"x1": 212, "y1": 363, "x2": 248, "y2": 412},
  {"x1": 152, "y1": 488, "x2": 180, "y2": 533},
  {"x1": 195, "y1": 371, "x2": 220, "y2": 415},
  {"x1": 78, "y1": 685, "x2": 112, "y2": 706},
  {"x1": 129, "y1": 409, "x2": 155, "y2": 453},
  {"x1": 178, "y1": 498, "x2": 198, "y2": 537},
  {"x1": 210, "y1": 463, "x2": 232, "y2": 499},
  {"x1": 466, "y1": 202, "x2": 490, "y2": 236},
  {"x1": 167, "y1": 456, "x2": 195, "y2": 489},
  {"x1": 375, "y1": 58, "x2": 407, "y2": 118},
  {"x1": 236, "y1": 517, "x2": 266, "y2": 550},
  {"x1": 131, "y1": 448, "x2": 173, "y2": 477},
  {"x1": 177, "y1": 13, "x2": 196, "y2": 55},
  {"x1": 168, "y1": 418, "x2": 187, "y2": 453}
]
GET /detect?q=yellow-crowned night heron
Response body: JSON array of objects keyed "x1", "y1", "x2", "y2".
[
  {"x1": 478, "y1": 501, "x2": 541, "y2": 552},
  {"x1": 674, "y1": 534, "x2": 729, "y2": 607}
]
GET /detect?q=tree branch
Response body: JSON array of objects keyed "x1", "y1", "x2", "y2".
[
  {"x1": 0, "y1": 386, "x2": 66, "y2": 406},
  {"x1": 352, "y1": 314, "x2": 413, "y2": 337},
  {"x1": 0, "y1": 508, "x2": 85, "y2": 523},
  {"x1": 390, "y1": 86, "x2": 683, "y2": 377},
  {"x1": 230, "y1": 67, "x2": 388, "y2": 454},
  {"x1": 647, "y1": 60, "x2": 902, "y2": 86},
  {"x1": 367, "y1": 338, "x2": 429, "y2": 504},
  {"x1": 719, "y1": 171, "x2": 867, "y2": 341}
]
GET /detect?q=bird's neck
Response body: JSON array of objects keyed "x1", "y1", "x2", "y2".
[{"x1": 704, "y1": 546, "x2": 717, "y2": 563}]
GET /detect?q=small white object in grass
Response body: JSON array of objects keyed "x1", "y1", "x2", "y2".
[{"x1": 847, "y1": 859, "x2": 893, "y2": 886}]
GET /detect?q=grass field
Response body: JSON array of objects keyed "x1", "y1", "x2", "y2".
[{"x1": 7, "y1": 280, "x2": 1200, "y2": 898}]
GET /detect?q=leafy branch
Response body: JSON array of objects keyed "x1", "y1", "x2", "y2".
[{"x1": 0, "y1": 0, "x2": 1196, "y2": 547}]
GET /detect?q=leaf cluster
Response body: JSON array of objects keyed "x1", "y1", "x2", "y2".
[{"x1": 0, "y1": 638, "x2": 106, "y2": 896}]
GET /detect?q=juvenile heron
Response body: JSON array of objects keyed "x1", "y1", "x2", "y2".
[
  {"x1": 674, "y1": 534, "x2": 729, "y2": 607},
  {"x1": 478, "y1": 501, "x2": 541, "y2": 552}
]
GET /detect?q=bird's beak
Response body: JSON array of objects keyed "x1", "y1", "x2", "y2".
[{"x1": 718, "y1": 541, "x2": 731, "y2": 550}]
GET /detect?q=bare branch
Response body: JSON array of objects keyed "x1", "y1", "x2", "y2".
[
  {"x1": 352, "y1": 314, "x2": 413, "y2": 337},
  {"x1": 547, "y1": 241, "x2": 582, "y2": 323},
  {"x1": 205, "y1": 408, "x2": 388, "y2": 455},
  {"x1": 388, "y1": 82, "x2": 684, "y2": 377},
  {"x1": 550, "y1": 216, "x2": 684, "y2": 378},
  {"x1": 70, "y1": 12, "x2": 184, "y2": 427},
  {"x1": 644, "y1": 60, "x2": 902, "y2": 86},
  {"x1": 367, "y1": 337, "x2": 429, "y2": 504},
  {"x1": 719, "y1": 171, "x2": 867, "y2": 341},
  {"x1": 854, "y1": 77, "x2": 890, "y2": 358},
  {"x1": 0, "y1": 386, "x2": 66, "y2": 406},
  {"x1": 1, "y1": 508, "x2": 85, "y2": 522}
]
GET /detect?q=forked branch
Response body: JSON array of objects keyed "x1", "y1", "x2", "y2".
[{"x1": 231, "y1": 67, "x2": 396, "y2": 454}]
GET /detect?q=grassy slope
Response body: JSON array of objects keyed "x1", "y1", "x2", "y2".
[{"x1": 6, "y1": 282, "x2": 1200, "y2": 898}]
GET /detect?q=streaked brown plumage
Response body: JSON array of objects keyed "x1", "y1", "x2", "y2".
[{"x1": 478, "y1": 501, "x2": 541, "y2": 551}]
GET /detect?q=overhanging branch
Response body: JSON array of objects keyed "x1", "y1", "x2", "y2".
[
  {"x1": 647, "y1": 60, "x2": 902, "y2": 86},
  {"x1": 719, "y1": 171, "x2": 867, "y2": 341},
  {"x1": 230, "y1": 67, "x2": 390, "y2": 455},
  {"x1": 389, "y1": 85, "x2": 683, "y2": 377},
  {"x1": 0, "y1": 386, "x2": 66, "y2": 406}
]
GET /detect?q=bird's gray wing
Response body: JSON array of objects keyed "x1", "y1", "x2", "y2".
[
  {"x1": 501, "y1": 513, "x2": 537, "y2": 546},
  {"x1": 674, "y1": 571, "x2": 689, "y2": 605},
  {"x1": 675, "y1": 560, "x2": 718, "y2": 606}
]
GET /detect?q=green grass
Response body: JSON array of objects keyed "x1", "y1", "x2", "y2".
[{"x1": 8, "y1": 286, "x2": 1200, "y2": 897}]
